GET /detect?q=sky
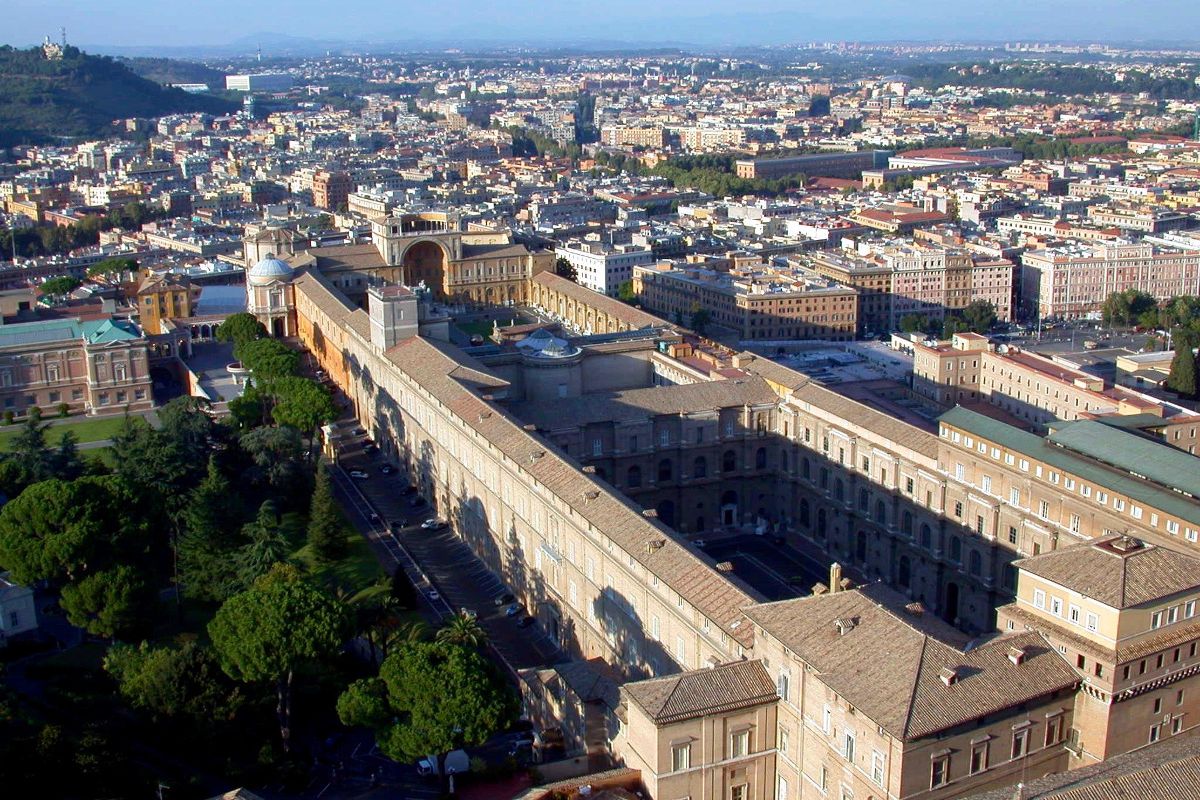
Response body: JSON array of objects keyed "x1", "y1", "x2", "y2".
[{"x1": 7, "y1": 0, "x2": 1200, "y2": 51}]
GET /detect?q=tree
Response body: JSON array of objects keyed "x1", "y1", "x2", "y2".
[
  {"x1": 554, "y1": 256, "x2": 577, "y2": 282},
  {"x1": 235, "y1": 337, "x2": 300, "y2": 380},
  {"x1": 942, "y1": 315, "x2": 969, "y2": 339},
  {"x1": 337, "y1": 641, "x2": 517, "y2": 768},
  {"x1": 238, "y1": 424, "x2": 309, "y2": 495},
  {"x1": 215, "y1": 312, "x2": 267, "y2": 349},
  {"x1": 688, "y1": 303, "x2": 711, "y2": 336},
  {"x1": 271, "y1": 376, "x2": 337, "y2": 453},
  {"x1": 104, "y1": 640, "x2": 241, "y2": 725},
  {"x1": 178, "y1": 458, "x2": 246, "y2": 601},
  {"x1": 808, "y1": 95, "x2": 831, "y2": 117},
  {"x1": 307, "y1": 463, "x2": 346, "y2": 564},
  {"x1": 961, "y1": 300, "x2": 998, "y2": 333},
  {"x1": 87, "y1": 257, "x2": 137, "y2": 284},
  {"x1": 1102, "y1": 289, "x2": 1157, "y2": 327},
  {"x1": 617, "y1": 281, "x2": 637, "y2": 304},
  {"x1": 39, "y1": 276, "x2": 81, "y2": 300},
  {"x1": 899, "y1": 313, "x2": 933, "y2": 335},
  {"x1": 208, "y1": 564, "x2": 347, "y2": 750},
  {"x1": 59, "y1": 565, "x2": 156, "y2": 638},
  {"x1": 235, "y1": 500, "x2": 290, "y2": 587},
  {"x1": 1167, "y1": 329, "x2": 1199, "y2": 399},
  {"x1": 436, "y1": 612, "x2": 487, "y2": 649}
]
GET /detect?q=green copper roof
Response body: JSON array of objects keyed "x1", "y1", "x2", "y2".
[{"x1": 0, "y1": 317, "x2": 141, "y2": 349}]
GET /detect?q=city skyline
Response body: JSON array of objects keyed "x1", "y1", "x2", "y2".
[{"x1": 8, "y1": 0, "x2": 1200, "y2": 51}]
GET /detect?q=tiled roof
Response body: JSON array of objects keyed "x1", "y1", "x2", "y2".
[
  {"x1": 512, "y1": 378, "x2": 778, "y2": 431},
  {"x1": 531, "y1": 272, "x2": 664, "y2": 330},
  {"x1": 623, "y1": 659, "x2": 776, "y2": 725},
  {"x1": 744, "y1": 587, "x2": 1078, "y2": 741},
  {"x1": 1014, "y1": 536, "x2": 1200, "y2": 609},
  {"x1": 966, "y1": 728, "x2": 1200, "y2": 800}
]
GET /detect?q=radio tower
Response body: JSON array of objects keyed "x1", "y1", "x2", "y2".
[
  {"x1": 61, "y1": 27, "x2": 66, "y2": 47},
  {"x1": 257, "y1": 43, "x2": 262, "y2": 63}
]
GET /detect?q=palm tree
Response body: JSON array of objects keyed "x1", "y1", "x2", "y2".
[{"x1": 436, "y1": 613, "x2": 487, "y2": 649}]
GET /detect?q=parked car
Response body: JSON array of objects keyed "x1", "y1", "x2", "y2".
[
  {"x1": 516, "y1": 615, "x2": 535, "y2": 629},
  {"x1": 421, "y1": 518, "x2": 447, "y2": 531},
  {"x1": 459, "y1": 607, "x2": 477, "y2": 620},
  {"x1": 494, "y1": 592, "x2": 515, "y2": 606},
  {"x1": 348, "y1": 470, "x2": 369, "y2": 479},
  {"x1": 505, "y1": 603, "x2": 522, "y2": 617},
  {"x1": 426, "y1": 588, "x2": 440, "y2": 601},
  {"x1": 389, "y1": 520, "x2": 406, "y2": 533}
]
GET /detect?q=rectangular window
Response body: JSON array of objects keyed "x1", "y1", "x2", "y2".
[
  {"x1": 970, "y1": 741, "x2": 989, "y2": 774},
  {"x1": 1051, "y1": 597, "x2": 1063, "y2": 616},
  {"x1": 1086, "y1": 612, "x2": 1098, "y2": 631},
  {"x1": 1033, "y1": 589, "x2": 1046, "y2": 610},
  {"x1": 823, "y1": 704, "x2": 832, "y2": 734},
  {"x1": 1009, "y1": 526, "x2": 1018, "y2": 545},
  {"x1": 1010, "y1": 488, "x2": 1020, "y2": 506},
  {"x1": 778, "y1": 725, "x2": 789, "y2": 755},
  {"x1": 1069, "y1": 604, "x2": 1080, "y2": 624},
  {"x1": 931, "y1": 756, "x2": 950, "y2": 788},
  {"x1": 1149, "y1": 725, "x2": 1161, "y2": 744},
  {"x1": 730, "y1": 786, "x2": 747, "y2": 800},
  {"x1": 1038, "y1": 500, "x2": 1050, "y2": 519},
  {"x1": 777, "y1": 776, "x2": 789, "y2": 800},
  {"x1": 1045, "y1": 716, "x2": 1063, "y2": 746},
  {"x1": 871, "y1": 751, "x2": 885, "y2": 786},
  {"x1": 730, "y1": 730, "x2": 749, "y2": 759},
  {"x1": 671, "y1": 743, "x2": 690, "y2": 772},
  {"x1": 1012, "y1": 729, "x2": 1029, "y2": 759},
  {"x1": 1152, "y1": 611, "x2": 1164, "y2": 629},
  {"x1": 844, "y1": 730, "x2": 855, "y2": 762}
]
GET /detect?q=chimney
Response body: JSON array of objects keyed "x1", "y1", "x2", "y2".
[
  {"x1": 939, "y1": 666, "x2": 960, "y2": 686},
  {"x1": 829, "y1": 562, "x2": 843, "y2": 594},
  {"x1": 834, "y1": 617, "x2": 856, "y2": 636},
  {"x1": 1007, "y1": 646, "x2": 1027, "y2": 666}
]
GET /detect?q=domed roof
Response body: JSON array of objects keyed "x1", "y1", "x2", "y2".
[{"x1": 249, "y1": 253, "x2": 292, "y2": 283}]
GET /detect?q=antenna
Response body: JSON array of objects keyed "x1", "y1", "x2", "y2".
[
  {"x1": 257, "y1": 43, "x2": 262, "y2": 62},
  {"x1": 61, "y1": 26, "x2": 66, "y2": 47}
]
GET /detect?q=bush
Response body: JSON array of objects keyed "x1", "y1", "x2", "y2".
[
  {"x1": 27, "y1": 406, "x2": 41, "y2": 421},
  {"x1": 3, "y1": 410, "x2": 12, "y2": 425},
  {"x1": 57, "y1": 402, "x2": 70, "y2": 418}
]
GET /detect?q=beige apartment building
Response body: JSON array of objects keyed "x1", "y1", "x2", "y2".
[
  {"x1": 601, "y1": 126, "x2": 668, "y2": 149},
  {"x1": 1021, "y1": 241, "x2": 1200, "y2": 319},
  {"x1": 632, "y1": 263, "x2": 858, "y2": 342},
  {"x1": 912, "y1": 332, "x2": 1200, "y2": 447},
  {"x1": 998, "y1": 535, "x2": 1200, "y2": 765},
  {"x1": 269, "y1": 258, "x2": 1200, "y2": 800}
]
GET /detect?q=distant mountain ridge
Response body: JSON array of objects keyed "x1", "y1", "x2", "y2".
[{"x1": 0, "y1": 45, "x2": 238, "y2": 147}]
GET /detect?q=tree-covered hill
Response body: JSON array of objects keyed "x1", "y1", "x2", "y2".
[
  {"x1": 0, "y1": 45, "x2": 238, "y2": 147},
  {"x1": 117, "y1": 56, "x2": 228, "y2": 89}
]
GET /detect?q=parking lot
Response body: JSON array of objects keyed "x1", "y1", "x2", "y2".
[{"x1": 699, "y1": 535, "x2": 858, "y2": 601}]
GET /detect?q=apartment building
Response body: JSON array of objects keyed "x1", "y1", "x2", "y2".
[
  {"x1": 677, "y1": 127, "x2": 746, "y2": 151},
  {"x1": 601, "y1": 126, "x2": 668, "y2": 149},
  {"x1": 805, "y1": 251, "x2": 893, "y2": 335},
  {"x1": 313, "y1": 169, "x2": 354, "y2": 211},
  {"x1": 632, "y1": 263, "x2": 858, "y2": 341},
  {"x1": 555, "y1": 240, "x2": 656, "y2": 297},
  {"x1": 998, "y1": 535, "x2": 1200, "y2": 765},
  {"x1": 1021, "y1": 242, "x2": 1200, "y2": 319},
  {"x1": 734, "y1": 151, "x2": 888, "y2": 180},
  {"x1": 275, "y1": 261, "x2": 1200, "y2": 799},
  {"x1": 136, "y1": 271, "x2": 200, "y2": 335},
  {"x1": 911, "y1": 333, "x2": 1200, "y2": 443}
]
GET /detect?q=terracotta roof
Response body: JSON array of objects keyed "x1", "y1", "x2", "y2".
[
  {"x1": 744, "y1": 586, "x2": 1078, "y2": 741},
  {"x1": 967, "y1": 728, "x2": 1200, "y2": 800},
  {"x1": 623, "y1": 659, "x2": 776, "y2": 725},
  {"x1": 1014, "y1": 536, "x2": 1200, "y2": 609}
]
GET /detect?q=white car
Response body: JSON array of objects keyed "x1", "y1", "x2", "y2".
[
  {"x1": 421, "y1": 518, "x2": 448, "y2": 530},
  {"x1": 348, "y1": 470, "x2": 369, "y2": 479},
  {"x1": 459, "y1": 607, "x2": 477, "y2": 620}
]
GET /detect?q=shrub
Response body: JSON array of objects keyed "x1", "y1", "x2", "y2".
[
  {"x1": 57, "y1": 402, "x2": 70, "y2": 418},
  {"x1": 27, "y1": 406, "x2": 41, "y2": 421},
  {"x1": 2, "y1": 411, "x2": 12, "y2": 425}
]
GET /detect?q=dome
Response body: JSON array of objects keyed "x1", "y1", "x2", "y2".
[{"x1": 249, "y1": 253, "x2": 292, "y2": 284}]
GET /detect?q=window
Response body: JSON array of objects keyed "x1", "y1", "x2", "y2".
[
  {"x1": 778, "y1": 725, "x2": 790, "y2": 755},
  {"x1": 1045, "y1": 715, "x2": 1063, "y2": 746},
  {"x1": 1152, "y1": 611, "x2": 1164, "y2": 629},
  {"x1": 730, "y1": 730, "x2": 749, "y2": 758},
  {"x1": 1010, "y1": 488, "x2": 1020, "y2": 506},
  {"x1": 671, "y1": 743, "x2": 691, "y2": 772},
  {"x1": 931, "y1": 755, "x2": 950, "y2": 788},
  {"x1": 970, "y1": 741, "x2": 989, "y2": 774},
  {"x1": 730, "y1": 786, "x2": 747, "y2": 800},
  {"x1": 819, "y1": 766, "x2": 828, "y2": 793},
  {"x1": 1086, "y1": 612, "x2": 1098, "y2": 631},
  {"x1": 822, "y1": 704, "x2": 832, "y2": 734},
  {"x1": 1033, "y1": 589, "x2": 1046, "y2": 610},
  {"x1": 1038, "y1": 500, "x2": 1050, "y2": 520},
  {"x1": 1009, "y1": 526, "x2": 1019, "y2": 545},
  {"x1": 1051, "y1": 597, "x2": 1063, "y2": 617},
  {"x1": 1011, "y1": 728, "x2": 1029, "y2": 759},
  {"x1": 1149, "y1": 724, "x2": 1161, "y2": 744},
  {"x1": 843, "y1": 730, "x2": 855, "y2": 762},
  {"x1": 777, "y1": 670, "x2": 790, "y2": 702},
  {"x1": 776, "y1": 776, "x2": 789, "y2": 800},
  {"x1": 871, "y1": 751, "x2": 885, "y2": 786}
]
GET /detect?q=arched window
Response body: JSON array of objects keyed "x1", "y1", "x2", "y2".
[
  {"x1": 817, "y1": 509, "x2": 827, "y2": 540},
  {"x1": 875, "y1": 500, "x2": 887, "y2": 524},
  {"x1": 657, "y1": 459, "x2": 673, "y2": 483},
  {"x1": 627, "y1": 465, "x2": 642, "y2": 488},
  {"x1": 802, "y1": 458, "x2": 811, "y2": 479},
  {"x1": 755, "y1": 447, "x2": 767, "y2": 469},
  {"x1": 855, "y1": 531, "x2": 867, "y2": 563},
  {"x1": 722, "y1": 450, "x2": 737, "y2": 472},
  {"x1": 781, "y1": 449, "x2": 789, "y2": 472},
  {"x1": 920, "y1": 524, "x2": 932, "y2": 549},
  {"x1": 858, "y1": 488, "x2": 870, "y2": 511},
  {"x1": 898, "y1": 555, "x2": 911, "y2": 588},
  {"x1": 693, "y1": 456, "x2": 707, "y2": 479},
  {"x1": 950, "y1": 536, "x2": 963, "y2": 564},
  {"x1": 834, "y1": 480, "x2": 844, "y2": 502},
  {"x1": 902, "y1": 511, "x2": 913, "y2": 536},
  {"x1": 799, "y1": 498, "x2": 810, "y2": 527},
  {"x1": 969, "y1": 550, "x2": 982, "y2": 576}
]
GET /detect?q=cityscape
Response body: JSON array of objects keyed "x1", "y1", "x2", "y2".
[{"x1": 4, "y1": 4, "x2": 1200, "y2": 799}]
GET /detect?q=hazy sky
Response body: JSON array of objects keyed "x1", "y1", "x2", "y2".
[{"x1": 8, "y1": 0, "x2": 1200, "y2": 50}]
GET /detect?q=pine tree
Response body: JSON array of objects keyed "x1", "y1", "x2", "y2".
[
  {"x1": 179, "y1": 458, "x2": 245, "y2": 601},
  {"x1": 1168, "y1": 331, "x2": 1199, "y2": 399},
  {"x1": 307, "y1": 462, "x2": 346, "y2": 564}
]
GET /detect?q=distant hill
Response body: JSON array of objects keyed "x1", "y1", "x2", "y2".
[
  {"x1": 0, "y1": 45, "x2": 238, "y2": 147},
  {"x1": 118, "y1": 56, "x2": 228, "y2": 89}
]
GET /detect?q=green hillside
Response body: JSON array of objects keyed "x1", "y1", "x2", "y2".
[
  {"x1": 118, "y1": 56, "x2": 228, "y2": 89},
  {"x1": 0, "y1": 45, "x2": 238, "y2": 147}
]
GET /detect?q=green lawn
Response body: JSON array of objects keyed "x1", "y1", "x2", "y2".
[
  {"x1": 0, "y1": 415, "x2": 129, "y2": 449},
  {"x1": 293, "y1": 526, "x2": 385, "y2": 597},
  {"x1": 455, "y1": 320, "x2": 496, "y2": 339}
]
